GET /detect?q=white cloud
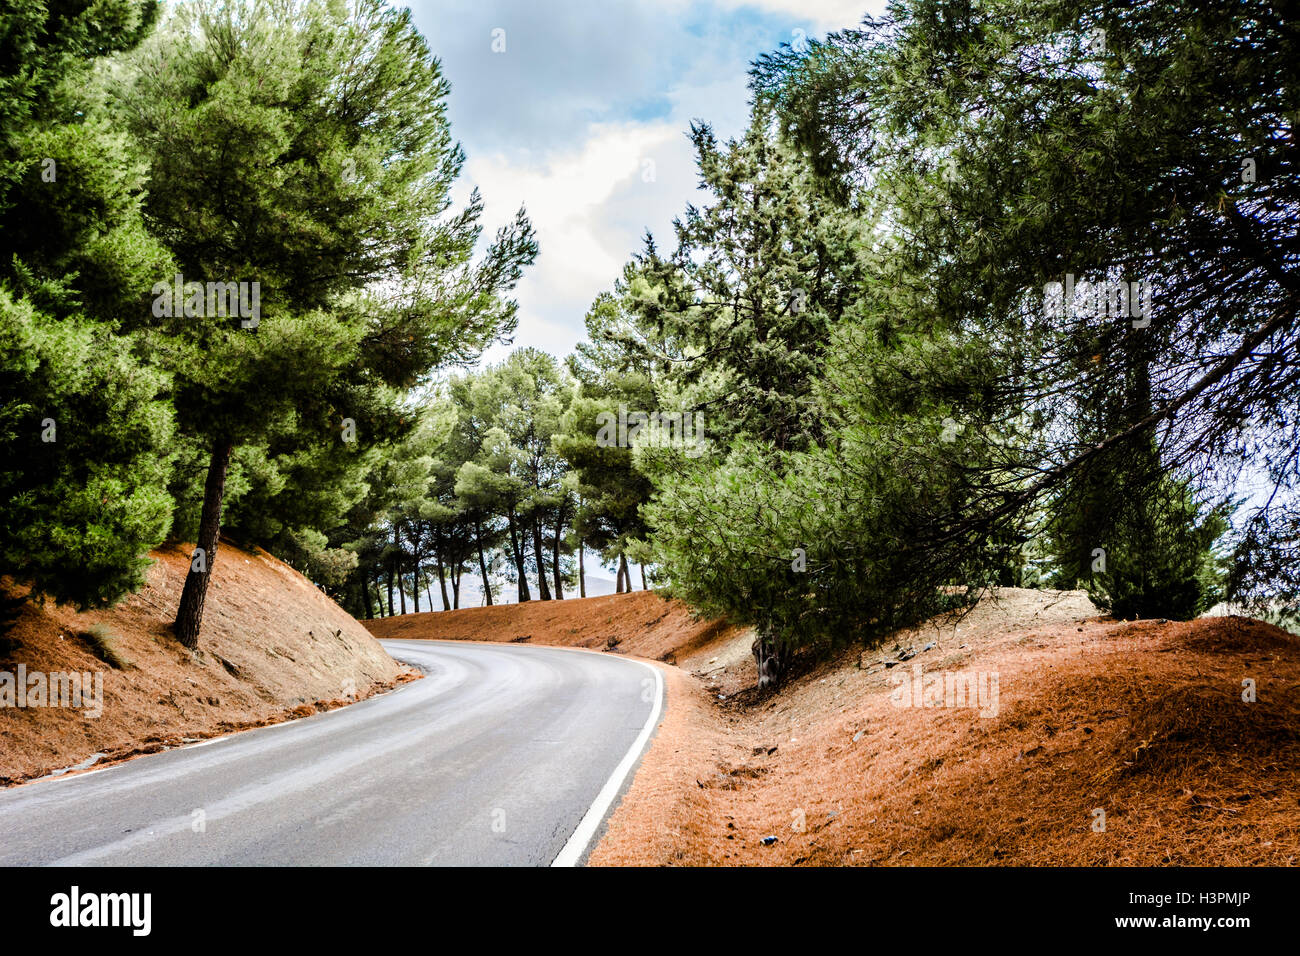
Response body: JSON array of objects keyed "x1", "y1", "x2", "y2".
[
  {"x1": 467, "y1": 120, "x2": 697, "y2": 362},
  {"x1": 462, "y1": 67, "x2": 763, "y2": 366},
  {"x1": 410, "y1": 0, "x2": 889, "y2": 368}
]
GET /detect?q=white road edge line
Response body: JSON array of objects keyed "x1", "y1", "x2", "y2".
[{"x1": 551, "y1": 658, "x2": 664, "y2": 867}]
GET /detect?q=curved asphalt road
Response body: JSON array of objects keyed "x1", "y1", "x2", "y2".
[{"x1": 0, "y1": 640, "x2": 662, "y2": 866}]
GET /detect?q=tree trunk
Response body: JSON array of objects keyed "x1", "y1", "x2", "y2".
[
  {"x1": 451, "y1": 563, "x2": 461, "y2": 609},
  {"x1": 475, "y1": 519, "x2": 493, "y2": 606},
  {"x1": 532, "y1": 516, "x2": 552, "y2": 601},
  {"x1": 411, "y1": 561, "x2": 421, "y2": 613},
  {"x1": 173, "y1": 440, "x2": 234, "y2": 649},
  {"x1": 578, "y1": 541, "x2": 586, "y2": 598},
  {"x1": 616, "y1": 553, "x2": 629, "y2": 594},
  {"x1": 393, "y1": 525, "x2": 407, "y2": 615},
  {"x1": 437, "y1": 555, "x2": 451, "y2": 611},
  {"x1": 386, "y1": 566, "x2": 394, "y2": 617},
  {"x1": 552, "y1": 508, "x2": 565, "y2": 600},
  {"x1": 398, "y1": 560, "x2": 407, "y2": 614},
  {"x1": 508, "y1": 511, "x2": 531, "y2": 602},
  {"x1": 640, "y1": 563, "x2": 647, "y2": 590},
  {"x1": 752, "y1": 628, "x2": 788, "y2": 689}
]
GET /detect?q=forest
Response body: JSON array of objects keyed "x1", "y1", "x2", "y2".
[{"x1": 2, "y1": 0, "x2": 1296, "y2": 686}]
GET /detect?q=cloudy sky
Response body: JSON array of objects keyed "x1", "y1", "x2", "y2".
[{"x1": 401, "y1": 0, "x2": 882, "y2": 367}]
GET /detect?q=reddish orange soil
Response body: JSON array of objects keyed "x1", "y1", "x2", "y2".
[
  {"x1": 592, "y1": 593, "x2": 1300, "y2": 866},
  {"x1": 387, "y1": 587, "x2": 1300, "y2": 866},
  {"x1": 363, "y1": 589, "x2": 747, "y2": 662},
  {"x1": 1, "y1": 540, "x2": 411, "y2": 786}
]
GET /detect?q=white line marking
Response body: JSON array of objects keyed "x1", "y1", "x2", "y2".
[{"x1": 551, "y1": 658, "x2": 664, "y2": 867}]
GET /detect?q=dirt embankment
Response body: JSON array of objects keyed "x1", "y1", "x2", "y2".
[
  {"x1": 363, "y1": 589, "x2": 748, "y2": 663},
  {"x1": 1, "y1": 541, "x2": 412, "y2": 786},
  {"x1": 592, "y1": 590, "x2": 1300, "y2": 866},
  {"x1": 377, "y1": 585, "x2": 1300, "y2": 866}
]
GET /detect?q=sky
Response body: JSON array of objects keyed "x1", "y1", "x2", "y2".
[{"x1": 400, "y1": 0, "x2": 882, "y2": 368}]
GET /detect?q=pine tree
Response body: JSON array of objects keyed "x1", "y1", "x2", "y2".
[
  {"x1": 106, "y1": 0, "x2": 535, "y2": 645},
  {"x1": 631, "y1": 113, "x2": 872, "y2": 452},
  {"x1": 450, "y1": 351, "x2": 573, "y2": 602},
  {"x1": 0, "y1": 0, "x2": 175, "y2": 610},
  {"x1": 556, "y1": 294, "x2": 660, "y2": 585},
  {"x1": 756, "y1": 0, "x2": 1300, "y2": 613}
]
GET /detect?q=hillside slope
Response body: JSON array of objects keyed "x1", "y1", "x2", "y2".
[
  {"x1": 374, "y1": 585, "x2": 1300, "y2": 865},
  {"x1": 1, "y1": 541, "x2": 410, "y2": 785},
  {"x1": 363, "y1": 589, "x2": 748, "y2": 664},
  {"x1": 590, "y1": 591, "x2": 1300, "y2": 866}
]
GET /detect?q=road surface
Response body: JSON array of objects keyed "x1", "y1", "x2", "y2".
[{"x1": 0, "y1": 640, "x2": 662, "y2": 866}]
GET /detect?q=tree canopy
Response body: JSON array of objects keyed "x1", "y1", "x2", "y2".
[{"x1": 6, "y1": 0, "x2": 1295, "y2": 682}]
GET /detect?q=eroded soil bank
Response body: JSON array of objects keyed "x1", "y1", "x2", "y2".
[
  {"x1": 376, "y1": 586, "x2": 1299, "y2": 866},
  {"x1": 2, "y1": 541, "x2": 412, "y2": 786}
]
